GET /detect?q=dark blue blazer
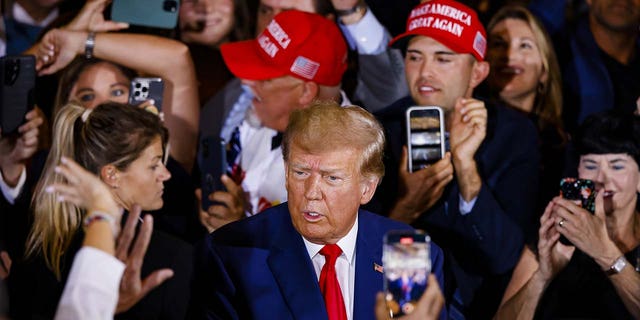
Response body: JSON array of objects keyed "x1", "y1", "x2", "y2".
[
  {"x1": 372, "y1": 96, "x2": 540, "y2": 318},
  {"x1": 188, "y1": 203, "x2": 446, "y2": 319}
]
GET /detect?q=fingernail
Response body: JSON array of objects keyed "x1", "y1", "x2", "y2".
[
  {"x1": 57, "y1": 195, "x2": 65, "y2": 202},
  {"x1": 45, "y1": 186, "x2": 54, "y2": 193},
  {"x1": 61, "y1": 156, "x2": 68, "y2": 164},
  {"x1": 54, "y1": 166, "x2": 61, "y2": 173}
]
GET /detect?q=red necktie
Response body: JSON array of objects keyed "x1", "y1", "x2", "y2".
[{"x1": 319, "y1": 244, "x2": 347, "y2": 320}]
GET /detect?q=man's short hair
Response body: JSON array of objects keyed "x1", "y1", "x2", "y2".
[{"x1": 282, "y1": 100, "x2": 385, "y2": 182}]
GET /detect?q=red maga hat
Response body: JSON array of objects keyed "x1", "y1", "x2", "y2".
[
  {"x1": 220, "y1": 10, "x2": 347, "y2": 86},
  {"x1": 389, "y1": 0, "x2": 487, "y2": 61}
]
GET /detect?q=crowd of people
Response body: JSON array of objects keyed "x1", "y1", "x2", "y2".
[{"x1": 0, "y1": 0, "x2": 639, "y2": 319}]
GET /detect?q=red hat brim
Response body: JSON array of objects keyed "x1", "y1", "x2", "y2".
[{"x1": 220, "y1": 40, "x2": 288, "y2": 81}]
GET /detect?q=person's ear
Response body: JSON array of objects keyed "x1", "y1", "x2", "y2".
[
  {"x1": 359, "y1": 177, "x2": 380, "y2": 205},
  {"x1": 100, "y1": 165, "x2": 119, "y2": 188},
  {"x1": 298, "y1": 81, "x2": 319, "y2": 106},
  {"x1": 469, "y1": 60, "x2": 490, "y2": 90}
]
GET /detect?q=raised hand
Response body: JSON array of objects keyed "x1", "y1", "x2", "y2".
[
  {"x1": 46, "y1": 156, "x2": 119, "y2": 216},
  {"x1": 196, "y1": 174, "x2": 247, "y2": 232},
  {"x1": 36, "y1": 29, "x2": 86, "y2": 75},
  {"x1": 115, "y1": 206, "x2": 174, "y2": 313},
  {"x1": 553, "y1": 194, "x2": 621, "y2": 270},
  {"x1": 449, "y1": 98, "x2": 487, "y2": 165},
  {"x1": 0, "y1": 108, "x2": 44, "y2": 186},
  {"x1": 536, "y1": 199, "x2": 574, "y2": 282},
  {"x1": 65, "y1": 0, "x2": 129, "y2": 32},
  {"x1": 375, "y1": 274, "x2": 444, "y2": 320},
  {"x1": 389, "y1": 147, "x2": 453, "y2": 224}
]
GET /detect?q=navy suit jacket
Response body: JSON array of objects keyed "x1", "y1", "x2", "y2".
[
  {"x1": 189, "y1": 203, "x2": 446, "y2": 319},
  {"x1": 371, "y1": 96, "x2": 540, "y2": 318}
]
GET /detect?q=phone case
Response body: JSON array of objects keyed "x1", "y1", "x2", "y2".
[
  {"x1": 560, "y1": 178, "x2": 596, "y2": 214},
  {"x1": 199, "y1": 135, "x2": 227, "y2": 211},
  {"x1": 406, "y1": 106, "x2": 445, "y2": 172},
  {"x1": 0, "y1": 55, "x2": 36, "y2": 135},
  {"x1": 129, "y1": 77, "x2": 164, "y2": 112},
  {"x1": 111, "y1": 0, "x2": 180, "y2": 29},
  {"x1": 383, "y1": 230, "x2": 431, "y2": 317}
]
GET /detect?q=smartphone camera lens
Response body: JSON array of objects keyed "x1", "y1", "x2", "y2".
[{"x1": 163, "y1": 0, "x2": 178, "y2": 12}]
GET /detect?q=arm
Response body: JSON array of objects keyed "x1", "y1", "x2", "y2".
[
  {"x1": 0, "y1": 108, "x2": 44, "y2": 202},
  {"x1": 495, "y1": 201, "x2": 575, "y2": 319},
  {"x1": 333, "y1": 0, "x2": 408, "y2": 112},
  {"x1": 37, "y1": 30, "x2": 199, "y2": 172},
  {"x1": 553, "y1": 195, "x2": 640, "y2": 318},
  {"x1": 441, "y1": 103, "x2": 540, "y2": 274}
]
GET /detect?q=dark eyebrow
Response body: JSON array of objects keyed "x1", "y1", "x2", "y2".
[{"x1": 434, "y1": 51, "x2": 456, "y2": 56}]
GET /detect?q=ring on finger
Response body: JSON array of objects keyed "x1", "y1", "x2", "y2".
[{"x1": 558, "y1": 218, "x2": 566, "y2": 227}]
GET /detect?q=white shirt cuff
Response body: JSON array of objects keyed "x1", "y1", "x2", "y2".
[
  {"x1": 55, "y1": 247, "x2": 125, "y2": 320},
  {"x1": 459, "y1": 194, "x2": 478, "y2": 215},
  {"x1": 340, "y1": 7, "x2": 388, "y2": 54},
  {"x1": 0, "y1": 166, "x2": 26, "y2": 205}
]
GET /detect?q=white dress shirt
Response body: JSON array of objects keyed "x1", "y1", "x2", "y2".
[
  {"x1": 304, "y1": 216, "x2": 359, "y2": 320},
  {"x1": 54, "y1": 247, "x2": 125, "y2": 320}
]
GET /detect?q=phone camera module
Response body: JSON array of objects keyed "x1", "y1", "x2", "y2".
[{"x1": 163, "y1": 0, "x2": 178, "y2": 12}]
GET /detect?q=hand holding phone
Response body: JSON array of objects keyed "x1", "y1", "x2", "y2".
[
  {"x1": 1, "y1": 55, "x2": 36, "y2": 135},
  {"x1": 129, "y1": 77, "x2": 164, "y2": 115},
  {"x1": 558, "y1": 178, "x2": 595, "y2": 245},
  {"x1": 198, "y1": 135, "x2": 227, "y2": 211},
  {"x1": 383, "y1": 230, "x2": 431, "y2": 317},
  {"x1": 560, "y1": 178, "x2": 596, "y2": 214},
  {"x1": 406, "y1": 106, "x2": 445, "y2": 172},
  {"x1": 111, "y1": 0, "x2": 180, "y2": 29}
]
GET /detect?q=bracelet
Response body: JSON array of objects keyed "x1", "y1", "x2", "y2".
[
  {"x1": 83, "y1": 211, "x2": 119, "y2": 238},
  {"x1": 335, "y1": 2, "x2": 365, "y2": 17},
  {"x1": 85, "y1": 32, "x2": 96, "y2": 59}
]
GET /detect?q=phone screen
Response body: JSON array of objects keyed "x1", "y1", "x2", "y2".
[
  {"x1": 406, "y1": 106, "x2": 445, "y2": 172},
  {"x1": 383, "y1": 230, "x2": 431, "y2": 317}
]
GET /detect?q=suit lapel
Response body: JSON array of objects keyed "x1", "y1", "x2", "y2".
[
  {"x1": 267, "y1": 216, "x2": 328, "y2": 319},
  {"x1": 353, "y1": 211, "x2": 383, "y2": 320}
]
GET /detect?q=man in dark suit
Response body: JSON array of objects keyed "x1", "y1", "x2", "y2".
[
  {"x1": 371, "y1": 1, "x2": 540, "y2": 318},
  {"x1": 189, "y1": 101, "x2": 446, "y2": 319}
]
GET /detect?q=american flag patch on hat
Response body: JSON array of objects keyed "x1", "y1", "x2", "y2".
[{"x1": 290, "y1": 56, "x2": 320, "y2": 80}]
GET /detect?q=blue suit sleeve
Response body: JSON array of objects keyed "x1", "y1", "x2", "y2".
[
  {"x1": 439, "y1": 116, "x2": 539, "y2": 275},
  {"x1": 188, "y1": 238, "x2": 239, "y2": 320},
  {"x1": 430, "y1": 242, "x2": 447, "y2": 320}
]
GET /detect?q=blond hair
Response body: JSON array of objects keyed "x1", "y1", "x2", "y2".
[
  {"x1": 488, "y1": 5, "x2": 565, "y2": 139},
  {"x1": 282, "y1": 100, "x2": 385, "y2": 182},
  {"x1": 27, "y1": 102, "x2": 168, "y2": 278}
]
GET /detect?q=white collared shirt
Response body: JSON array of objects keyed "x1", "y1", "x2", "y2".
[{"x1": 303, "y1": 216, "x2": 359, "y2": 320}]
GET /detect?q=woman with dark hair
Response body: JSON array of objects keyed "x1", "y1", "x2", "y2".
[
  {"x1": 8, "y1": 102, "x2": 193, "y2": 319},
  {"x1": 495, "y1": 110, "x2": 640, "y2": 319}
]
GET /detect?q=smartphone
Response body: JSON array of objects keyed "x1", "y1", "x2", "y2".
[
  {"x1": 560, "y1": 178, "x2": 596, "y2": 214},
  {"x1": 383, "y1": 230, "x2": 431, "y2": 317},
  {"x1": 559, "y1": 178, "x2": 595, "y2": 245},
  {"x1": 111, "y1": 0, "x2": 180, "y2": 29},
  {"x1": 199, "y1": 135, "x2": 227, "y2": 211},
  {"x1": 406, "y1": 106, "x2": 445, "y2": 172},
  {"x1": 0, "y1": 55, "x2": 36, "y2": 135},
  {"x1": 129, "y1": 77, "x2": 164, "y2": 114}
]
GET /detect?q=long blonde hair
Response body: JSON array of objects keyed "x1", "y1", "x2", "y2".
[
  {"x1": 26, "y1": 102, "x2": 168, "y2": 278},
  {"x1": 487, "y1": 5, "x2": 565, "y2": 139}
]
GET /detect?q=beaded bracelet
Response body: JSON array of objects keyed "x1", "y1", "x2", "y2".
[{"x1": 83, "y1": 211, "x2": 119, "y2": 238}]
